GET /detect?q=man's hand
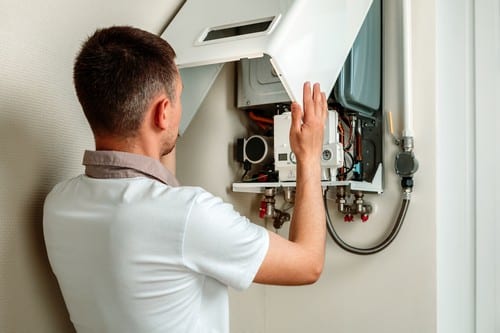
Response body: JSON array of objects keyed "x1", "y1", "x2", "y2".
[{"x1": 289, "y1": 82, "x2": 328, "y2": 165}]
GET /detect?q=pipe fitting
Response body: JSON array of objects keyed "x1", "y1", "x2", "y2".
[
  {"x1": 336, "y1": 186, "x2": 348, "y2": 214},
  {"x1": 335, "y1": 187, "x2": 372, "y2": 220},
  {"x1": 401, "y1": 136, "x2": 414, "y2": 152},
  {"x1": 259, "y1": 188, "x2": 290, "y2": 229},
  {"x1": 283, "y1": 187, "x2": 295, "y2": 204}
]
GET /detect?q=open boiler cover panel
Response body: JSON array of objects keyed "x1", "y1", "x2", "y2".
[{"x1": 162, "y1": 0, "x2": 374, "y2": 135}]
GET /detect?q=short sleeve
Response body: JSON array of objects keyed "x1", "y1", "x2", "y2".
[{"x1": 181, "y1": 190, "x2": 269, "y2": 290}]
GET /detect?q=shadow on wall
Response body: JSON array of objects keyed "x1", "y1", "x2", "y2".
[{"x1": 0, "y1": 110, "x2": 76, "y2": 332}]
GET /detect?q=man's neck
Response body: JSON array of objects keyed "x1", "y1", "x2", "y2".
[{"x1": 95, "y1": 134, "x2": 161, "y2": 160}]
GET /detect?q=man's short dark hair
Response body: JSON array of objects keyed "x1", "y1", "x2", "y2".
[{"x1": 73, "y1": 26, "x2": 177, "y2": 137}]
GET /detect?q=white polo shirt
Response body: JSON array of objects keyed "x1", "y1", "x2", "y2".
[{"x1": 43, "y1": 150, "x2": 269, "y2": 333}]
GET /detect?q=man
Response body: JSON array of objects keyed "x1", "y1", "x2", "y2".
[{"x1": 44, "y1": 26, "x2": 327, "y2": 332}]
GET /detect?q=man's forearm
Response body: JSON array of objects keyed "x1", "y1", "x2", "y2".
[{"x1": 289, "y1": 159, "x2": 326, "y2": 265}]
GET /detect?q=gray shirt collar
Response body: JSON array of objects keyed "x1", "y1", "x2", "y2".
[{"x1": 83, "y1": 150, "x2": 180, "y2": 187}]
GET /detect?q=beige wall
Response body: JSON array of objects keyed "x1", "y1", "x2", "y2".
[{"x1": 0, "y1": 0, "x2": 436, "y2": 332}]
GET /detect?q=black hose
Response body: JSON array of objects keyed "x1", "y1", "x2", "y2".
[{"x1": 324, "y1": 192, "x2": 410, "y2": 255}]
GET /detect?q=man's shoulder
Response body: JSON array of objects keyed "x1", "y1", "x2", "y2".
[
  {"x1": 44, "y1": 175, "x2": 84, "y2": 200},
  {"x1": 162, "y1": 185, "x2": 212, "y2": 205}
]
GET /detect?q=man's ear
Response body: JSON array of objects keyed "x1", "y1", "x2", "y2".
[{"x1": 153, "y1": 97, "x2": 170, "y2": 131}]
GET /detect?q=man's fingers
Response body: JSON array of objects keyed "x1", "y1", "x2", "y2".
[
  {"x1": 303, "y1": 82, "x2": 327, "y2": 123},
  {"x1": 312, "y1": 83, "x2": 327, "y2": 116},
  {"x1": 290, "y1": 102, "x2": 303, "y2": 133},
  {"x1": 302, "y1": 82, "x2": 313, "y2": 120},
  {"x1": 321, "y1": 92, "x2": 327, "y2": 120},
  {"x1": 303, "y1": 81, "x2": 312, "y2": 101}
]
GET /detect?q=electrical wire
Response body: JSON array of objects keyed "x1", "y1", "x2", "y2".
[
  {"x1": 324, "y1": 188, "x2": 411, "y2": 255},
  {"x1": 342, "y1": 117, "x2": 355, "y2": 151},
  {"x1": 336, "y1": 151, "x2": 355, "y2": 179},
  {"x1": 242, "y1": 173, "x2": 269, "y2": 182}
]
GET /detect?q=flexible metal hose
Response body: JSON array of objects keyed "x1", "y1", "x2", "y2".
[{"x1": 325, "y1": 192, "x2": 411, "y2": 255}]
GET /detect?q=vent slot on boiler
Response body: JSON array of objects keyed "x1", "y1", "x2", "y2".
[{"x1": 202, "y1": 17, "x2": 275, "y2": 42}]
